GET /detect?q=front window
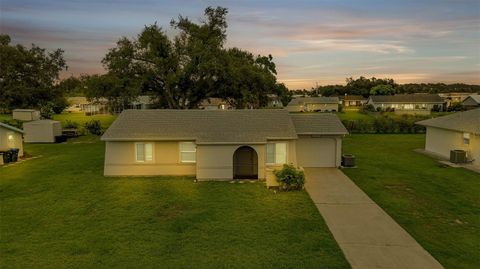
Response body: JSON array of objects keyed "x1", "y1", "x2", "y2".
[
  {"x1": 463, "y1": 133, "x2": 470, "y2": 145},
  {"x1": 135, "y1": 143, "x2": 153, "y2": 162},
  {"x1": 266, "y1": 142, "x2": 287, "y2": 164},
  {"x1": 180, "y1": 142, "x2": 196, "y2": 163}
]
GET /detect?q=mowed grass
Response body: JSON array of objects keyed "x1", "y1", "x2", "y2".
[
  {"x1": 0, "y1": 113, "x2": 116, "y2": 129},
  {"x1": 0, "y1": 137, "x2": 349, "y2": 269},
  {"x1": 343, "y1": 134, "x2": 480, "y2": 269},
  {"x1": 53, "y1": 112, "x2": 117, "y2": 129}
]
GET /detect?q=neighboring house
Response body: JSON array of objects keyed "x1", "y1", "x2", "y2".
[
  {"x1": 340, "y1": 95, "x2": 367, "y2": 108},
  {"x1": 66, "y1": 97, "x2": 108, "y2": 115},
  {"x1": 267, "y1": 94, "x2": 283, "y2": 108},
  {"x1": 130, "y1": 96, "x2": 154, "y2": 110},
  {"x1": 462, "y1": 95, "x2": 480, "y2": 110},
  {"x1": 12, "y1": 109, "x2": 40, "y2": 121},
  {"x1": 416, "y1": 109, "x2": 480, "y2": 167},
  {"x1": 0, "y1": 122, "x2": 24, "y2": 158},
  {"x1": 23, "y1": 120, "x2": 62, "y2": 143},
  {"x1": 366, "y1": 94, "x2": 444, "y2": 114},
  {"x1": 101, "y1": 109, "x2": 348, "y2": 180},
  {"x1": 66, "y1": 96, "x2": 154, "y2": 114},
  {"x1": 286, "y1": 97, "x2": 339, "y2": 112},
  {"x1": 439, "y1": 92, "x2": 476, "y2": 107},
  {"x1": 198, "y1": 98, "x2": 233, "y2": 110}
]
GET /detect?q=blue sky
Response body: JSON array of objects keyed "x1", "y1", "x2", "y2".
[{"x1": 1, "y1": 0, "x2": 479, "y2": 88}]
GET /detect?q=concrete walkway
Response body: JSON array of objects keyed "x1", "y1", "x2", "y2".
[{"x1": 304, "y1": 168, "x2": 444, "y2": 269}]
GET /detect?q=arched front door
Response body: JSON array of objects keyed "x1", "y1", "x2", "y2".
[{"x1": 233, "y1": 146, "x2": 258, "y2": 179}]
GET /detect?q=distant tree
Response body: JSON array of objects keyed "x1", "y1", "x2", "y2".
[
  {"x1": 275, "y1": 83, "x2": 293, "y2": 106},
  {"x1": 370, "y1": 84, "x2": 395, "y2": 95},
  {"x1": 0, "y1": 34, "x2": 67, "y2": 112},
  {"x1": 83, "y1": 74, "x2": 141, "y2": 113},
  {"x1": 57, "y1": 76, "x2": 84, "y2": 97}
]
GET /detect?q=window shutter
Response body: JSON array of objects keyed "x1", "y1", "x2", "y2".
[
  {"x1": 266, "y1": 143, "x2": 275, "y2": 163},
  {"x1": 145, "y1": 143, "x2": 153, "y2": 161},
  {"x1": 136, "y1": 143, "x2": 145, "y2": 162}
]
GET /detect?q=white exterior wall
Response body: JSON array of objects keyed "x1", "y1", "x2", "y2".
[
  {"x1": 425, "y1": 127, "x2": 479, "y2": 167},
  {"x1": 24, "y1": 121, "x2": 62, "y2": 143},
  {"x1": 12, "y1": 110, "x2": 40, "y2": 121},
  {"x1": 0, "y1": 126, "x2": 24, "y2": 157}
]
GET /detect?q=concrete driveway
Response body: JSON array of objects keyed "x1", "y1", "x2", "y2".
[{"x1": 304, "y1": 168, "x2": 444, "y2": 269}]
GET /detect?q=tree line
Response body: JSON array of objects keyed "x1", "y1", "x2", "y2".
[{"x1": 293, "y1": 76, "x2": 480, "y2": 97}]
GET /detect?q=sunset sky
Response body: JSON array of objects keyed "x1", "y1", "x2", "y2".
[{"x1": 1, "y1": 0, "x2": 479, "y2": 89}]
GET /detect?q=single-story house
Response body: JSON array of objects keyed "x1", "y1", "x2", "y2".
[
  {"x1": 23, "y1": 120, "x2": 62, "y2": 143},
  {"x1": 12, "y1": 109, "x2": 40, "y2": 121},
  {"x1": 286, "y1": 97, "x2": 339, "y2": 112},
  {"x1": 340, "y1": 95, "x2": 367, "y2": 108},
  {"x1": 198, "y1": 98, "x2": 233, "y2": 110},
  {"x1": 66, "y1": 97, "x2": 108, "y2": 115},
  {"x1": 366, "y1": 94, "x2": 444, "y2": 114},
  {"x1": 0, "y1": 122, "x2": 24, "y2": 159},
  {"x1": 267, "y1": 94, "x2": 283, "y2": 108},
  {"x1": 416, "y1": 109, "x2": 479, "y2": 167},
  {"x1": 438, "y1": 92, "x2": 475, "y2": 107},
  {"x1": 462, "y1": 95, "x2": 480, "y2": 110},
  {"x1": 101, "y1": 109, "x2": 348, "y2": 180}
]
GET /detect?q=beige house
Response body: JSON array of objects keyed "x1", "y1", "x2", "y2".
[
  {"x1": 287, "y1": 97, "x2": 339, "y2": 112},
  {"x1": 367, "y1": 94, "x2": 444, "y2": 114},
  {"x1": 340, "y1": 95, "x2": 367, "y2": 108},
  {"x1": 0, "y1": 122, "x2": 24, "y2": 158},
  {"x1": 23, "y1": 120, "x2": 62, "y2": 143},
  {"x1": 198, "y1": 98, "x2": 233, "y2": 110},
  {"x1": 12, "y1": 109, "x2": 40, "y2": 121},
  {"x1": 417, "y1": 109, "x2": 480, "y2": 167},
  {"x1": 462, "y1": 95, "x2": 480, "y2": 110},
  {"x1": 101, "y1": 109, "x2": 348, "y2": 180}
]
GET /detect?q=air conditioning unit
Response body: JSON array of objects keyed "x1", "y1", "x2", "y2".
[{"x1": 450, "y1": 150, "x2": 467, "y2": 164}]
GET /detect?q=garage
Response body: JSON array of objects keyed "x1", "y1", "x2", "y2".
[{"x1": 296, "y1": 135, "x2": 338, "y2": 167}]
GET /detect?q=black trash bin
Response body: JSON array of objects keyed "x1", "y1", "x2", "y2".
[
  {"x1": 10, "y1": 148, "x2": 19, "y2": 162},
  {"x1": 2, "y1": 150, "x2": 11, "y2": 164}
]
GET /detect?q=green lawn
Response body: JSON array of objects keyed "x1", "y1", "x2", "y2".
[
  {"x1": 0, "y1": 113, "x2": 116, "y2": 129},
  {"x1": 0, "y1": 137, "x2": 349, "y2": 269},
  {"x1": 53, "y1": 112, "x2": 117, "y2": 129},
  {"x1": 343, "y1": 134, "x2": 480, "y2": 269}
]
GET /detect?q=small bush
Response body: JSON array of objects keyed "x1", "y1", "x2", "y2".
[
  {"x1": 84, "y1": 120, "x2": 102, "y2": 135},
  {"x1": 2, "y1": 119, "x2": 23, "y2": 129},
  {"x1": 64, "y1": 120, "x2": 79, "y2": 129},
  {"x1": 274, "y1": 164, "x2": 305, "y2": 191},
  {"x1": 360, "y1": 104, "x2": 375, "y2": 113}
]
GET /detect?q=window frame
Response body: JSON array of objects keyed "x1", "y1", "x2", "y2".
[
  {"x1": 179, "y1": 141, "x2": 197, "y2": 163},
  {"x1": 135, "y1": 142, "x2": 154, "y2": 163},
  {"x1": 266, "y1": 142, "x2": 287, "y2": 165},
  {"x1": 463, "y1": 133, "x2": 470, "y2": 145}
]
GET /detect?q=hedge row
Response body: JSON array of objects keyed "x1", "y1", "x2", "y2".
[{"x1": 342, "y1": 114, "x2": 429, "y2": 134}]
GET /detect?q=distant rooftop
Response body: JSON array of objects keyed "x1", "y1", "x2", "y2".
[{"x1": 369, "y1": 94, "x2": 444, "y2": 103}]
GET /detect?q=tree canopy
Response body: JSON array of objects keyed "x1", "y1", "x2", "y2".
[
  {"x1": 0, "y1": 34, "x2": 68, "y2": 112},
  {"x1": 95, "y1": 6, "x2": 289, "y2": 109}
]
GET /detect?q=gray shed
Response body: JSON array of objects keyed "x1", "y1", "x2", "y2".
[{"x1": 23, "y1": 120, "x2": 62, "y2": 143}]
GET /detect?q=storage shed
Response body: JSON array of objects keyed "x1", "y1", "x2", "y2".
[
  {"x1": 24, "y1": 120, "x2": 62, "y2": 143},
  {"x1": 12, "y1": 109, "x2": 41, "y2": 121}
]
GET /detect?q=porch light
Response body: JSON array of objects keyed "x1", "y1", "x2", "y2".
[{"x1": 8, "y1": 134, "x2": 14, "y2": 141}]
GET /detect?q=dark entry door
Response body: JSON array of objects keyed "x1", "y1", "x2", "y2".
[{"x1": 233, "y1": 146, "x2": 258, "y2": 179}]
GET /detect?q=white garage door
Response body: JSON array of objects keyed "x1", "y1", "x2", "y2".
[{"x1": 296, "y1": 137, "x2": 337, "y2": 167}]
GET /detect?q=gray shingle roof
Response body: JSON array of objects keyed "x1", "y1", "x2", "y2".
[
  {"x1": 463, "y1": 95, "x2": 480, "y2": 104},
  {"x1": 288, "y1": 97, "x2": 339, "y2": 106},
  {"x1": 290, "y1": 114, "x2": 348, "y2": 135},
  {"x1": 416, "y1": 109, "x2": 480, "y2": 134},
  {"x1": 0, "y1": 122, "x2": 24, "y2": 133},
  {"x1": 102, "y1": 109, "x2": 348, "y2": 143},
  {"x1": 102, "y1": 109, "x2": 298, "y2": 143},
  {"x1": 369, "y1": 94, "x2": 444, "y2": 103}
]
